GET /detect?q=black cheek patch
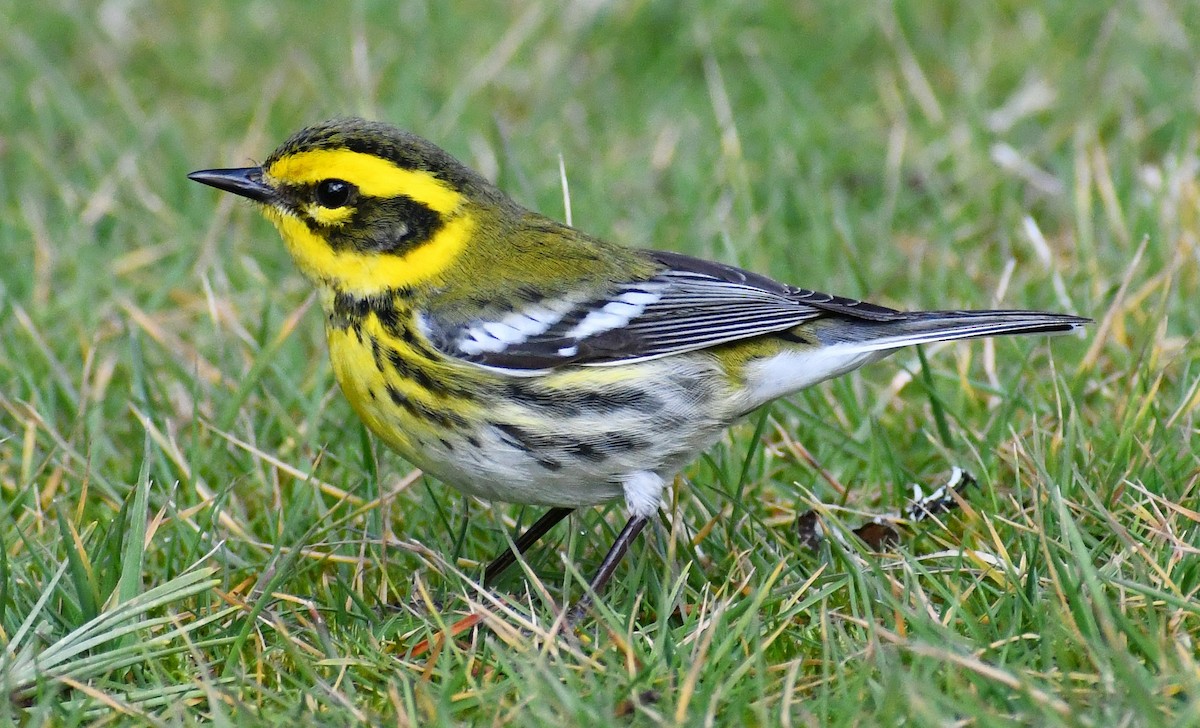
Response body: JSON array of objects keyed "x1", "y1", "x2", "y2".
[{"x1": 326, "y1": 195, "x2": 444, "y2": 254}]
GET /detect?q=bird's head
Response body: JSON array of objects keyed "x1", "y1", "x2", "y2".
[{"x1": 189, "y1": 118, "x2": 496, "y2": 295}]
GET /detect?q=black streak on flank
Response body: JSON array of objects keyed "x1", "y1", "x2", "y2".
[
  {"x1": 386, "y1": 383, "x2": 414, "y2": 414},
  {"x1": 383, "y1": 338, "x2": 479, "y2": 402},
  {"x1": 580, "y1": 388, "x2": 662, "y2": 414},
  {"x1": 397, "y1": 322, "x2": 422, "y2": 346},
  {"x1": 373, "y1": 299, "x2": 402, "y2": 333},
  {"x1": 536, "y1": 458, "x2": 563, "y2": 472},
  {"x1": 392, "y1": 319, "x2": 451, "y2": 365},
  {"x1": 371, "y1": 338, "x2": 385, "y2": 371},
  {"x1": 331, "y1": 292, "x2": 472, "y2": 392},
  {"x1": 573, "y1": 442, "x2": 605, "y2": 462},
  {"x1": 594, "y1": 431, "x2": 642, "y2": 453},
  {"x1": 505, "y1": 381, "x2": 663, "y2": 417},
  {"x1": 387, "y1": 346, "x2": 442, "y2": 395},
  {"x1": 385, "y1": 383, "x2": 467, "y2": 430},
  {"x1": 491, "y1": 422, "x2": 647, "y2": 466},
  {"x1": 493, "y1": 423, "x2": 564, "y2": 471},
  {"x1": 493, "y1": 422, "x2": 534, "y2": 452},
  {"x1": 369, "y1": 301, "x2": 443, "y2": 362}
]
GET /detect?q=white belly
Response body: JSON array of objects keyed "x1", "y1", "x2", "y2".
[{"x1": 407, "y1": 356, "x2": 736, "y2": 508}]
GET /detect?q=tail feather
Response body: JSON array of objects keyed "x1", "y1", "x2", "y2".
[
  {"x1": 813, "y1": 310, "x2": 1090, "y2": 353},
  {"x1": 740, "y1": 309, "x2": 1088, "y2": 411}
]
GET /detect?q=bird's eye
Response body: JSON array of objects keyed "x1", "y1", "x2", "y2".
[{"x1": 315, "y1": 179, "x2": 355, "y2": 208}]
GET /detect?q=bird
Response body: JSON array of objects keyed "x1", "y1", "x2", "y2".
[{"x1": 189, "y1": 117, "x2": 1088, "y2": 617}]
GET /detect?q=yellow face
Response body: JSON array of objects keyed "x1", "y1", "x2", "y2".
[
  {"x1": 188, "y1": 125, "x2": 478, "y2": 297},
  {"x1": 258, "y1": 148, "x2": 476, "y2": 296}
]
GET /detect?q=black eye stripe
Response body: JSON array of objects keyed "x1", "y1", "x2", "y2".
[{"x1": 323, "y1": 195, "x2": 444, "y2": 254}]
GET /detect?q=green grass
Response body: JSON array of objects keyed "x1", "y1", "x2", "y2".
[{"x1": 2, "y1": 0, "x2": 1199, "y2": 724}]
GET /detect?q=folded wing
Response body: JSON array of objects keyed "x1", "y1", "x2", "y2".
[{"x1": 421, "y1": 250, "x2": 906, "y2": 373}]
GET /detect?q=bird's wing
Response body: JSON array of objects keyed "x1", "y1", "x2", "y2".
[{"x1": 420, "y1": 250, "x2": 903, "y2": 373}]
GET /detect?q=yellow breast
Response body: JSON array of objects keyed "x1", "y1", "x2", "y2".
[
  {"x1": 324, "y1": 301, "x2": 488, "y2": 463},
  {"x1": 326, "y1": 323, "x2": 410, "y2": 450}
]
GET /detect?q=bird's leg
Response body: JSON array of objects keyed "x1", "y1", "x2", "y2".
[
  {"x1": 567, "y1": 513, "x2": 650, "y2": 621},
  {"x1": 484, "y1": 507, "x2": 574, "y2": 586},
  {"x1": 565, "y1": 470, "x2": 663, "y2": 620}
]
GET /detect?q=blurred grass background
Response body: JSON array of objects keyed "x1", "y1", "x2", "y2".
[{"x1": 2, "y1": 0, "x2": 1198, "y2": 724}]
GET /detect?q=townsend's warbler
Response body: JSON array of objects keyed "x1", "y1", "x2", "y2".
[{"x1": 190, "y1": 118, "x2": 1088, "y2": 616}]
